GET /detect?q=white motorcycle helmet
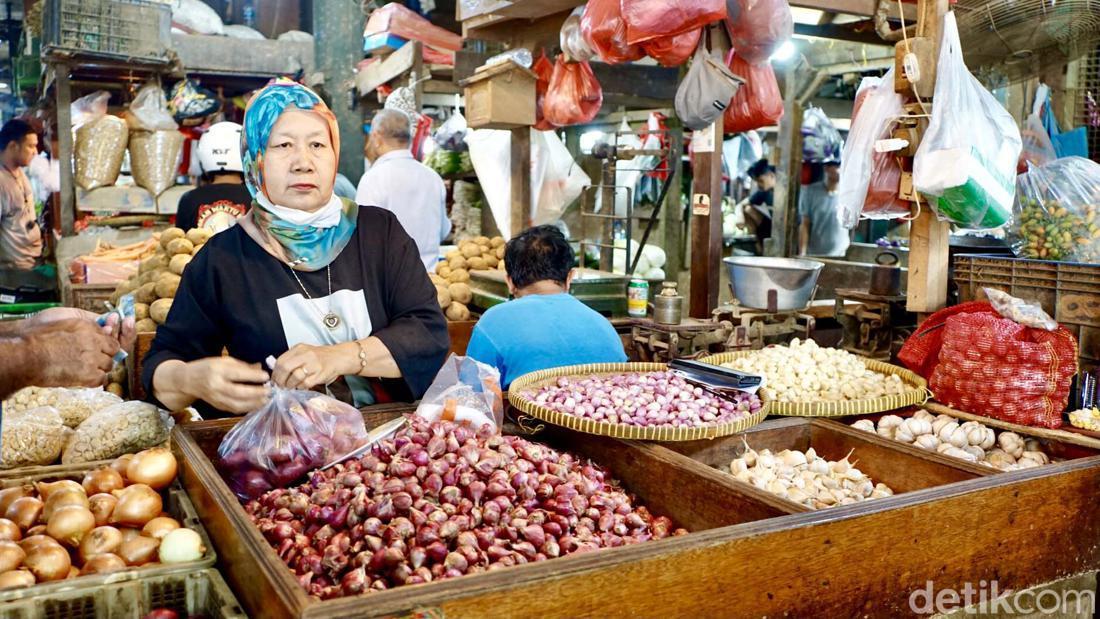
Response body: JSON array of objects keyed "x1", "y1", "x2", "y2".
[{"x1": 196, "y1": 122, "x2": 243, "y2": 176}]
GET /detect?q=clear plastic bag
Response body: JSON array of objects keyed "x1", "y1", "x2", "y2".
[
  {"x1": 983, "y1": 287, "x2": 1057, "y2": 330},
  {"x1": 3, "y1": 387, "x2": 122, "y2": 428},
  {"x1": 801, "y1": 106, "x2": 843, "y2": 163},
  {"x1": 1010, "y1": 156, "x2": 1100, "y2": 263},
  {"x1": 581, "y1": 0, "x2": 644, "y2": 65},
  {"x1": 1, "y1": 406, "x2": 66, "y2": 468},
  {"x1": 533, "y1": 130, "x2": 591, "y2": 225},
  {"x1": 127, "y1": 83, "x2": 178, "y2": 131},
  {"x1": 912, "y1": 12, "x2": 1021, "y2": 229},
  {"x1": 434, "y1": 110, "x2": 468, "y2": 152},
  {"x1": 1019, "y1": 113, "x2": 1056, "y2": 171},
  {"x1": 723, "y1": 51, "x2": 783, "y2": 133},
  {"x1": 75, "y1": 115, "x2": 128, "y2": 191},
  {"x1": 62, "y1": 401, "x2": 173, "y2": 464},
  {"x1": 543, "y1": 57, "x2": 603, "y2": 127},
  {"x1": 71, "y1": 91, "x2": 109, "y2": 131},
  {"x1": 414, "y1": 355, "x2": 503, "y2": 432},
  {"x1": 217, "y1": 388, "x2": 370, "y2": 500},
  {"x1": 560, "y1": 6, "x2": 595, "y2": 62},
  {"x1": 620, "y1": 0, "x2": 725, "y2": 45},
  {"x1": 129, "y1": 130, "x2": 184, "y2": 196},
  {"x1": 725, "y1": 0, "x2": 793, "y2": 65}
]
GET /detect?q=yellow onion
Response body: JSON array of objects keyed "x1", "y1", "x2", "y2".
[
  {"x1": 79, "y1": 526, "x2": 123, "y2": 562},
  {"x1": 88, "y1": 494, "x2": 117, "y2": 527},
  {"x1": 110, "y1": 454, "x2": 134, "y2": 481},
  {"x1": 34, "y1": 480, "x2": 83, "y2": 501},
  {"x1": 126, "y1": 449, "x2": 177, "y2": 491},
  {"x1": 141, "y1": 517, "x2": 180, "y2": 541},
  {"x1": 43, "y1": 489, "x2": 88, "y2": 521},
  {"x1": 18, "y1": 535, "x2": 59, "y2": 554},
  {"x1": 5, "y1": 497, "x2": 42, "y2": 530},
  {"x1": 0, "y1": 519, "x2": 21, "y2": 542},
  {"x1": 46, "y1": 506, "x2": 95, "y2": 547},
  {"x1": 110, "y1": 485, "x2": 162, "y2": 527},
  {"x1": 0, "y1": 570, "x2": 34, "y2": 590},
  {"x1": 23, "y1": 544, "x2": 70, "y2": 582},
  {"x1": 80, "y1": 553, "x2": 126, "y2": 575},
  {"x1": 0, "y1": 541, "x2": 25, "y2": 572},
  {"x1": 82, "y1": 468, "x2": 125, "y2": 496},
  {"x1": 0, "y1": 486, "x2": 31, "y2": 515},
  {"x1": 117, "y1": 536, "x2": 159, "y2": 566}
]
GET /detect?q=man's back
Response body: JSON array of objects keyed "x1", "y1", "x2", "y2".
[
  {"x1": 466, "y1": 293, "x2": 626, "y2": 389},
  {"x1": 356, "y1": 150, "x2": 449, "y2": 269},
  {"x1": 799, "y1": 181, "x2": 850, "y2": 257}
]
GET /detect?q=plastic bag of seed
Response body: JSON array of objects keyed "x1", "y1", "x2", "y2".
[
  {"x1": 3, "y1": 387, "x2": 123, "y2": 428},
  {"x1": 61, "y1": 401, "x2": 173, "y2": 464},
  {"x1": 1, "y1": 406, "x2": 67, "y2": 468}
]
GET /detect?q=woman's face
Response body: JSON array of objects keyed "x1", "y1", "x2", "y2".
[{"x1": 262, "y1": 109, "x2": 336, "y2": 211}]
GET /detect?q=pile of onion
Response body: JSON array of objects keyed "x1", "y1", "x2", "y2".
[
  {"x1": 0, "y1": 447, "x2": 204, "y2": 590},
  {"x1": 244, "y1": 417, "x2": 687, "y2": 601}
]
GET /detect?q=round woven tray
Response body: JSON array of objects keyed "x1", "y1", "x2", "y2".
[
  {"x1": 507, "y1": 362, "x2": 771, "y2": 441},
  {"x1": 698, "y1": 352, "x2": 929, "y2": 417}
]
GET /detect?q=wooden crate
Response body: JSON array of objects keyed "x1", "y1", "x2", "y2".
[
  {"x1": 127, "y1": 331, "x2": 157, "y2": 401},
  {"x1": 447, "y1": 319, "x2": 477, "y2": 356},
  {"x1": 174, "y1": 405, "x2": 1100, "y2": 618},
  {"x1": 460, "y1": 61, "x2": 536, "y2": 129},
  {"x1": 59, "y1": 280, "x2": 115, "y2": 313}
]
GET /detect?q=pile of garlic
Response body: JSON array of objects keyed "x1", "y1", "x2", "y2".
[
  {"x1": 720, "y1": 339, "x2": 908, "y2": 403},
  {"x1": 850, "y1": 410, "x2": 1051, "y2": 470},
  {"x1": 728, "y1": 443, "x2": 895, "y2": 510}
]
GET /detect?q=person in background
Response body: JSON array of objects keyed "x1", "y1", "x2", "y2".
[
  {"x1": 466, "y1": 225, "x2": 626, "y2": 389},
  {"x1": 0, "y1": 119, "x2": 43, "y2": 270},
  {"x1": 333, "y1": 173, "x2": 357, "y2": 201},
  {"x1": 798, "y1": 160, "x2": 850, "y2": 257},
  {"x1": 175, "y1": 122, "x2": 251, "y2": 234},
  {"x1": 356, "y1": 109, "x2": 450, "y2": 270},
  {"x1": 745, "y1": 158, "x2": 775, "y2": 255}
]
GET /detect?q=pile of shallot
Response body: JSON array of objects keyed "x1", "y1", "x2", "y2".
[
  {"x1": 518, "y1": 371, "x2": 761, "y2": 429},
  {"x1": 243, "y1": 418, "x2": 686, "y2": 600},
  {"x1": 0, "y1": 447, "x2": 206, "y2": 590}
]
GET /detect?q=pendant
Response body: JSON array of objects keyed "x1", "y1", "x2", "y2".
[{"x1": 323, "y1": 312, "x2": 341, "y2": 330}]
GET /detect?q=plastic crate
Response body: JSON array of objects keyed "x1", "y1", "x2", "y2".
[
  {"x1": 0, "y1": 569, "x2": 246, "y2": 619},
  {"x1": 0, "y1": 303, "x2": 58, "y2": 321},
  {"x1": 954, "y1": 254, "x2": 1100, "y2": 373},
  {"x1": 42, "y1": 0, "x2": 170, "y2": 62}
]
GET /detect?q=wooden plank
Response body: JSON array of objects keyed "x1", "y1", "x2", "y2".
[
  {"x1": 790, "y1": 0, "x2": 917, "y2": 20},
  {"x1": 795, "y1": 21, "x2": 895, "y2": 46},
  {"x1": 688, "y1": 117, "x2": 723, "y2": 318},
  {"x1": 55, "y1": 64, "x2": 75, "y2": 237},
  {"x1": 355, "y1": 41, "x2": 417, "y2": 96},
  {"x1": 924, "y1": 402, "x2": 1100, "y2": 451},
  {"x1": 493, "y1": 0, "x2": 585, "y2": 19},
  {"x1": 456, "y1": 0, "x2": 511, "y2": 21},
  {"x1": 509, "y1": 127, "x2": 532, "y2": 238},
  {"x1": 906, "y1": 206, "x2": 950, "y2": 313},
  {"x1": 463, "y1": 10, "x2": 570, "y2": 50},
  {"x1": 590, "y1": 62, "x2": 680, "y2": 106}
]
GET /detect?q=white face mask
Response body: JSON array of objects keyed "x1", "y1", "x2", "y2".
[{"x1": 255, "y1": 191, "x2": 343, "y2": 228}]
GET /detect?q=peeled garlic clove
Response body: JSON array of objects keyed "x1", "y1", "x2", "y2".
[
  {"x1": 779, "y1": 450, "x2": 808, "y2": 467},
  {"x1": 839, "y1": 497, "x2": 858, "y2": 506},
  {"x1": 820, "y1": 477, "x2": 839, "y2": 490},
  {"x1": 786, "y1": 488, "x2": 810, "y2": 503},
  {"x1": 730, "y1": 459, "x2": 749, "y2": 474},
  {"x1": 809, "y1": 459, "x2": 829, "y2": 475},
  {"x1": 766, "y1": 479, "x2": 789, "y2": 494},
  {"x1": 735, "y1": 469, "x2": 753, "y2": 483},
  {"x1": 757, "y1": 453, "x2": 777, "y2": 469},
  {"x1": 804, "y1": 447, "x2": 818, "y2": 461}
]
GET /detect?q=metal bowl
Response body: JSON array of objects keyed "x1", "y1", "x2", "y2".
[{"x1": 722, "y1": 257, "x2": 824, "y2": 311}]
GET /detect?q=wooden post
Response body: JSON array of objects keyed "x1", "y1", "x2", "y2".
[
  {"x1": 662, "y1": 122, "x2": 684, "y2": 281},
  {"x1": 411, "y1": 41, "x2": 424, "y2": 111},
  {"x1": 509, "y1": 127, "x2": 531, "y2": 238},
  {"x1": 688, "y1": 117, "x2": 723, "y2": 318},
  {"x1": 55, "y1": 63, "x2": 75, "y2": 237},
  {"x1": 769, "y1": 83, "x2": 804, "y2": 257}
]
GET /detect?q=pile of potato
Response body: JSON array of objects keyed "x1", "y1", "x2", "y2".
[
  {"x1": 110, "y1": 227, "x2": 212, "y2": 333},
  {"x1": 431, "y1": 236, "x2": 505, "y2": 322}
]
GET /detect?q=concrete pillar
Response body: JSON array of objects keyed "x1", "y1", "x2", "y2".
[{"x1": 313, "y1": 4, "x2": 366, "y2": 181}]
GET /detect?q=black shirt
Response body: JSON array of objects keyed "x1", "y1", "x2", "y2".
[
  {"x1": 748, "y1": 188, "x2": 774, "y2": 241},
  {"x1": 142, "y1": 205, "x2": 449, "y2": 417},
  {"x1": 174, "y1": 183, "x2": 252, "y2": 232}
]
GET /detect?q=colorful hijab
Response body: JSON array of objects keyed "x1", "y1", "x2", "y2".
[{"x1": 240, "y1": 78, "x2": 357, "y2": 271}]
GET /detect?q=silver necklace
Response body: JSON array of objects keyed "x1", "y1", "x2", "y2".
[{"x1": 286, "y1": 264, "x2": 341, "y2": 330}]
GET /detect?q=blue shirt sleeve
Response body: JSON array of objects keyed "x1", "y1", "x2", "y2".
[{"x1": 465, "y1": 325, "x2": 505, "y2": 384}]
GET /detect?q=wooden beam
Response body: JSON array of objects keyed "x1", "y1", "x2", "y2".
[
  {"x1": 688, "y1": 117, "x2": 723, "y2": 318},
  {"x1": 355, "y1": 42, "x2": 417, "y2": 96},
  {"x1": 662, "y1": 122, "x2": 685, "y2": 280},
  {"x1": 493, "y1": 0, "x2": 584, "y2": 19},
  {"x1": 790, "y1": 0, "x2": 916, "y2": 20},
  {"x1": 794, "y1": 22, "x2": 893, "y2": 46},
  {"x1": 463, "y1": 10, "x2": 571, "y2": 50},
  {"x1": 55, "y1": 64, "x2": 75, "y2": 237},
  {"x1": 768, "y1": 65, "x2": 804, "y2": 258},
  {"x1": 509, "y1": 128, "x2": 532, "y2": 238}
]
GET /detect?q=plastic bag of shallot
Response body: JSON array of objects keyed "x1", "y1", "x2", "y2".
[{"x1": 415, "y1": 355, "x2": 504, "y2": 433}]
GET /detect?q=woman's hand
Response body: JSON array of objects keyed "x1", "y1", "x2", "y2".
[
  {"x1": 272, "y1": 343, "x2": 355, "y2": 390},
  {"x1": 154, "y1": 357, "x2": 270, "y2": 414}
]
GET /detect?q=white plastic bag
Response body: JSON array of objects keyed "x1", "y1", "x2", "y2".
[
  {"x1": 128, "y1": 83, "x2": 178, "y2": 131},
  {"x1": 534, "y1": 130, "x2": 590, "y2": 225},
  {"x1": 71, "y1": 91, "x2": 110, "y2": 131},
  {"x1": 170, "y1": 0, "x2": 224, "y2": 35},
  {"x1": 912, "y1": 12, "x2": 1021, "y2": 229},
  {"x1": 595, "y1": 119, "x2": 659, "y2": 217},
  {"x1": 837, "y1": 70, "x2": 906, "y2": 229}
]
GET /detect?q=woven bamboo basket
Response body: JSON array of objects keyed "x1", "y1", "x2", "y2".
[
  {"x1": 698, "y1": 351, "x2": 929, "y2": 417},
  {"x1": 507, "y1": 362, "x2": 770, "y2": 441}
]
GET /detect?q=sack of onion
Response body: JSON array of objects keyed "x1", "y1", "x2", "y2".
[
  {"x1": 242, "y1": 417, "x2": 687, "y2": 600},
  {"x1": 0, "y1": 448, "x2": 208, "y2": 591}
]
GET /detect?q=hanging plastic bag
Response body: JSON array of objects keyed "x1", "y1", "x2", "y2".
[
  {"x1": 560, "y1": 6, "x2": 595, "y2": 62},
  {"x1": 434, "y1": 108, "x2": 468, "y2": 152},
  {"x1": 168, "y1": 79, "x2": 221, "y2": 127},
  {"x1": 71, "y1": 91, "x2": 110, "y2": 131},
  {"x1": 1042, "y1": 102, "x2": 1089, "y2": 159},
  {"x1": 837, "y1": 71, "x2": 909, "y2": 228},
  {"x1": 533, "y1": 51, "x2": 556, "y2": 131},
  {"x1": 1009, "y1": 156, "x2": 1100, "y2": 263},
  {"x1": 1019, "y1": 113, "x2": 1056, "y2": 171},
  {"x1": 801, "y1": 106, "x2": 842, "y2": 163},
  {"x1": 130, "y1": 129, "x2": 184, "y2": 196},
  {"x1": 726, "y1": 0, "x2": 793, "y2": 65},
  {"x1": 543, "y1": 57, "x2": 603, "y2": 127},
  {"x1": 217, "y1": 388, "x2": 371, "y2": 500},
  {"x1": 127, "y1": 83, "x2": 178, "y2": 131},
  {"x1": 723, "y1": 52, "x2": 783, "y2": 133},
  {"x1": 75, "y1": 115, "x2": 128, "y2": 191},
  {"x1": 415, "y1": 355, "x2": 504, "y2": 433},
  {"x1": 642, "y1": 28, "x2": 701, "y2": 67},
  {"x1": 675, "y1": 30, "x2": 743, "y2": 130},
  {"x1": 620, "y1": 0, "x2": 726, "y2": 45},
  {"x1": 580, "y1": 0, "x2": 644, "y2": 65},
  {"x1": 534, "y1": 130, "x2": 591, "y2": 224},
  {"x1": 912, "y1": 12, "x2": 1021, "y2": 229}
]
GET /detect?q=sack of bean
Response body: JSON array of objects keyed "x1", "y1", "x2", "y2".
[
  {"x1": 61, "y1": 401, "x2": 173, "y2": 464},
  {"x1": 1009, "y1": 156, "x2": 1100, "y2": 263},
  {"x1": 1, "y1": 406, "x2": 67, "y2": 468}
]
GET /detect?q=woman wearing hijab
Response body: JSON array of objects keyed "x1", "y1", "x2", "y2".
[{"x1": 143, "y1": 79, "x2": 448, "y2": 417}]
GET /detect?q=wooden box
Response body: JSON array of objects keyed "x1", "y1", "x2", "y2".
[
  {"x1": 59, "y1": 280, "x2": 116, "y2": 313},
  {"x1": 460, "y1": 61, "x2": 537, "y2": 129}
]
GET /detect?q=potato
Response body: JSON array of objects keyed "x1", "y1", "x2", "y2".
[
  {"x1": 155, "y1": 272, "x2": 181, "y2": 299},
  {"x1": 445, "y1": 249, "x2": 462, "y2": 261},
  {"x1": 465, "y1": 256, "x2": 486, "y2": 271},
  {"x1": 191, "y1": 244, "x2": 204, "y2": 257},
  {"x1": 447, "y1": 268, "x2": 470, "y2": 283},
  {"x1": 159, "y1": 227, "x2": 185, "y2": 248},
  {"x1": 436, "y1": 284, "x2": 452, "y2": 309},
  {"x1": 490, "y1": 236, "x2": 505, "y2": 248},
  {"x1": 428, "y1": 273, "x2": 447, "y2": 286},
  {"x1": 135, "y1": 282, "x2": 158, "y2": 305},
  {"x1": 497, "y1": 261, "x2": 506, "y2": 271},
  {"x1": 460, "y1": 242, "x2": 481, "y2": 259},
  {"x1": 135, "y1": 318, "x2": 158, "y2": 333},
  {"x1": 185, "y1": 228, "x2": 213, "y2": 247},
  {"x1": 139, "y1": 254, "x2": 167, "y2": 275},
  {"x1": 448, "y1": 283, "x2": 472, "y2": 305},
  {"x1": 494, "y1": 246, "x2": 505, "y2": 260},
  {"x1": 484, "y1": 255, "x2": 499, "y2": 268},
  {"x1": 150, "y1": 298, "x2": 173, "y2": 325},
  {"x1": 474, "y1": 236, "x2": 490, "y2": 246},
  {"x1": 116, "y1": 277, "x2": 138, "y2": 296},
  {"x1": 437, "y1": 264, "x2": 452, "y2": 278},
  {"x1": 446, "y1": 302, "x2": 470, "y2": 321},
  {"x1": 166, "y1": 238, "x2": 194, "y2": 256},
  {"x1": 448, "y1": 255, "x2": 467, "y2": 270},
  {"x1": 169, "y1": 254, "x2": 192, "y2": 276},
  {"x1": 134, "y1": 303, "x2": 149, "y2": 321}
]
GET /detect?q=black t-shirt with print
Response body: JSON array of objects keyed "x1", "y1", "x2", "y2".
[
  {"x1": 174, "y1": 183, "x2": 252, "y2": 232},
  {"x1": 142, "y1": 205, "x2": 450, "y2": 417}
]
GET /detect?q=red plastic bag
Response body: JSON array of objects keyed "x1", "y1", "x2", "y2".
[
  {"x1": 543, "y1": 57, "x2": 603, "y2": 127},
  {"x1": 723, "y1": 52, "x2": 783, "y2": 133},
  {"x1": 580, "y1": 0, "x2": 644, "y2": 64},
  {"x1": 641, "y1": 28, "x2": 701, "y2": 67},
  {"x1": 364, "y1": 2, "x2": 462, "y2": 51},
  {"x1": 621, "y1": 0, "x2": 726, "y2": 45},
  {"x1": 534, "y1": 52, "x2": 555, "y2": 131},
  {"x1": 929, "y1": 312, "x2": 1077, "y2": 428},
  {"x1": 726, "y1": 0, "x2": 793, "y2": 65},
  {"x1": 217, "y1": 388, "x2": 370, "y2": 500}
]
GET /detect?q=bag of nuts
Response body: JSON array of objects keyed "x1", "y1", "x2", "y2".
[
  {"x1": 61, "y1": 401, "x2": 173, "y2": 464},
  {"x1": 1, "y1": 406, "x2": 67, "y2": 468},
  {"x1": 3, "y1": 387, "x2": 123, "y2": 428}
]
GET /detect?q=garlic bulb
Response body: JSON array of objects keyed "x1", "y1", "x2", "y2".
[
  {"x1": 913, "y1": 435, "x2": 939, "y2": 451},
  {"x1": 894, "y1": 425, "x2": 915, "y2": 443},
  {"x1": 1024, "y1": 438, "x2": 1042, "y2": 453},
  {"x1": 913, "y1": 409, "x2": 935, "y2": 424},
  {"x1": 1019, "y1": 450, "x2": 1049, "y2": 466},
  {"x1": 997, "y1": 432, "x2": 1025, "y2": 459},
  {"x1": 961, "y1": 445, "x2": 986, "y2": 461},
  {"x1": 879, "y1": 415, "x2": 904, "y2": 432},
  {"x1": 932, "y1": 414, "x2": 955, "y2": 435},
  {"x1": 851, "y1": 419, "x2": 876, "y2": 433},
  {"x1": 979, "y1": 428, "x2": 996, "y2": 451},
  {"x1": 942, "y1": 446, "x2": 978, "y2": 463}
]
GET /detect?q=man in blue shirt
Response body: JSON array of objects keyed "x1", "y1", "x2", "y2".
[{"x1": 466, "y1": 225, "x2": 627, "y2": 389}]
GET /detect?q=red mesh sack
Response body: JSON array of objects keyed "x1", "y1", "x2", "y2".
[
  {"x1": 641, "y1": 28, "x2": 701, "y2": 67},
  {"x1": 621, "y1": 0, "x2": 726, "y2": 45},
  {"x1": 543, "y1": 57, "x2": 603, "y2": 127},
  {"x1": 723, "y1": 52, "x2": 783, "y2": 133},
  {"x1": 580, "y1": 0, "x2": 645, "y2": 64},
  {"x1": 898, "y1": 301, "x2": 993, "y2": 379},
  {"x1": 725, "y1": 0, "x2": 793, "y2": 65},
  {"x1": 929, "y1": 312, "x2": 1077, "y2": 428},
  {"x1": 534, "y1": 52, "x2": 555, "y2": 131}
]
